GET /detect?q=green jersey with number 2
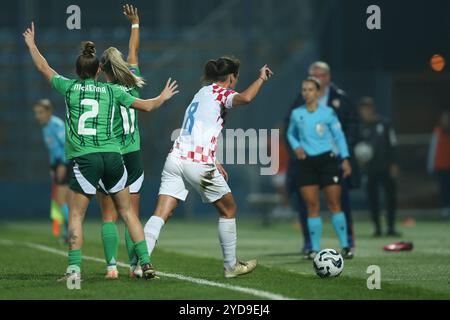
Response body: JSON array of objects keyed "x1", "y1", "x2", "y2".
[
  {"x1": 51, "y1": 75, "x2": 136, "y2": 160},
  {"x1": 112, "y1": 65, "x2": 142, "y2": 154}
]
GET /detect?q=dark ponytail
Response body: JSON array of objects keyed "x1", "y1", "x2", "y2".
[
  {"x1": 203, "y1": 56, "x2": 240, "y2": 84},
  {"x1": 76, "y1": 41, "x2": 100, "y2": 80}
]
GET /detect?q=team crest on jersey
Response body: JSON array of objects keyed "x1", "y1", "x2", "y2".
[
  {"x1": 332, "y1": 99, "x2": 341, "y2": 109},
  {"x1": 316, "y1": 123, "x2": 325, "y2": 136}
]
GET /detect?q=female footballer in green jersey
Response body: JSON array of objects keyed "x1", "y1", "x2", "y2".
[
  {"x1": 96, "y1": 4, "x2": 149, "y2": 279},
  {"x1": 23, "y1": 22, "x2": 179, "y2": 280}
]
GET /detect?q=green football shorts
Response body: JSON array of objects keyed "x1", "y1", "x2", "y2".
[
  {"x1": 69, "y1": 152, "x2": 127, "y2": 195},
  {"x1": 97, "y1": 150, "x2": 144, "y2": 194}
]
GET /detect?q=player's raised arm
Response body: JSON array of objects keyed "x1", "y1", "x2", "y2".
[
  {"x1": 22, "y1": 22, "x2": 57, "y2": 83},
  {"x1": 123, "y1": 4, "x2": 140, "y2": 65},
  {"x1": 132, "y1": 78, "x2": 179, "y2": 112},
  {"x1": 232, "y1": 64, "x2": 274, "y2": 107}
]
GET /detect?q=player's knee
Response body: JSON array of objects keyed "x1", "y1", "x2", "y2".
[
  {"x1": 221, "y1": 203, "x2": 237, "y2": 219},
  {"x1": 102, "y1": 209, "x2": 118, "y2": 223},
  {"x1": 327, "y1": 201, "x2": 341, "y2": 213},
  {"x1": 306, "y1": 202, "x2": 320, "y2": 214},
  {"x1": 102, "y1": 215, "x2": 117, "y2": 223}
]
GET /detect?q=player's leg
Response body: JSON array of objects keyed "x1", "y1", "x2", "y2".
[
  {"x1": 300, "y1": 185, "x2": 322, "y2": 258},
  {"x1": 96, "y1": 191, "x2": 119, "y2": 279},
  {"x1": 51, "y1": 163, "x2": 70, "y2": 241},
  {"x1": 50, "y1": 182, "x2": 61, "y2": 238},
  {"x1": 110, "y1": 187, "x2": 155, "y2": 279},
  {"x1": 66, "y1": 191, "x2": 90, "y2": 277},
  {"x1": 296, "y1": 192, "x2": 311, "y2": 253},
  {"x1": 102, "y1": 152, "x2": 153, "y2": 279},
  {"x1": 56, "y1": 185, "x2": 70, "y2": 242},
  {"x1": 297, "y1": 157, "x2": 322, "y2": 259},
  {"x1": 181, "y1": 160, "x2": 256, "y2": 278},
  {"x1": 323, "y1": 184, "x2": 351, "y2": 255},
  {"x1": 144, "y1": 154, "x2": 186, "y2": 261},
  {"x1": 321, "y1": 153, "x2": 352, "y2": 258},
  {"x1": 62, "y1": 154, "x2": 102, "y2": 279},
  {"x1": 125, "y1": 193, "x2": 142, "y2": 277},
  {"x1": 61, "y1": 162, "x2": 74, "y2": 242},
  {"x1": 54, "y1": 161, "x2": 73, "y2": 242},
  {"x1": 213, "y1": 192, "x2": 257, "y2": 278},
  {"x1": 122, "y1": 151, "x2": 145, "y2": 276},
  {"x1": 286, "y1": 163, "x2": 311, "y2": 253},
  {"x1": 213, "y1": 192, "x2": 237, "y2": 270},
  {"x1": 144, "y1": 195, "x2": 179, "y2": 258}
]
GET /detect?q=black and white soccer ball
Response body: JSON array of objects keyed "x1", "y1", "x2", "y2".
[{"x1": 313, "y1": 249, "x2": 344, "y2": 278}]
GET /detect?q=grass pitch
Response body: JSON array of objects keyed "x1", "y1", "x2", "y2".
[{"x1": 0, "y1": 218, "x2": 449, "y2": 300}]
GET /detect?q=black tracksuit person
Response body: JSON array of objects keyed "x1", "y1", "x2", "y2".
[{"x1": 358, "y1": 97, "x2": 400, "y2": 237}]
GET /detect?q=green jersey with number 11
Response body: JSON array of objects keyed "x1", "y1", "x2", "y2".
[
  {"x1": 113, "y1": 65, "x2": 142, "y2": 154},
  {"x1": 51, "y1": 75, "x2": 136, "y2": 160}
]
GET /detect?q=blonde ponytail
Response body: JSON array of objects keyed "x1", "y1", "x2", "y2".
[{"x1": 100, "y1": 47, "x2": 145, "y2": 88}]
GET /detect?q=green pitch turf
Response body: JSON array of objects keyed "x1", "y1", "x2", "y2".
[{"x1": 0, "y1": 218, "x2": 449, "y2": 300}]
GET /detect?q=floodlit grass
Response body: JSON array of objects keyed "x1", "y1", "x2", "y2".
[{"x1": 0, "y1": 218, "x2": 449, "y2": 299}]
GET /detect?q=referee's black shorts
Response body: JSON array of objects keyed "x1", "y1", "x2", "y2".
[
  {"x1": 50, "y1": 160, "x2": 73, "y2": 185},
  {"x1": 294, "y1": 152, "x2": 341, "y2": 189}
]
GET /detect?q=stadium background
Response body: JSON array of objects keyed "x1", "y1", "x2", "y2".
[{"x1": 1, "y1": 0, "x2": 449, "y2": 220}]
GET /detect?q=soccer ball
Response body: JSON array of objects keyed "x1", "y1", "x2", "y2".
[
  {"x1": 354, "y1": 142, "x2": 374, "y2": 165},
  {"x1": 313, "y1": 249, "x2": 344, "y2": 278}
]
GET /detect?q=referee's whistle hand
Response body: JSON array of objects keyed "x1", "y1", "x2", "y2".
[
  {"x1": 342, "y1": 159, "x2": 352, "y2": 178},
  {"x1": 295, "y1": 148, "x2": 306, "y2": 160}
]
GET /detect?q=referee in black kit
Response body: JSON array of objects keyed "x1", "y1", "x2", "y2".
[{"x1": 285, "y1": 61, "x2": 360, "y2": 258}]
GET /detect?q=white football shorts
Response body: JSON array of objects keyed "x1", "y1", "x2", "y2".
[{"x1": 158, "y1": 154, "x2": 231, "y2": 203}]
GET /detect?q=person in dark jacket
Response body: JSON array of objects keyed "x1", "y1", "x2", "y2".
[
  {"x1": 357, "y1": 97, "x2": 400, "y2": 237},
  {"x1": 285, "y1": 61, "x2": 360, "y2": 254}
]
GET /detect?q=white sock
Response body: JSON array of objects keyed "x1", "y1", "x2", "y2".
[
  {"x1": 144, "y1": 216, "x2": 165, "y2": 256},
  {"x1": 218, "y1": 218, "x2": 237, "y2": 270}
]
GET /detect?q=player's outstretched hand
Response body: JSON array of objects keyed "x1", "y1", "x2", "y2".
[
  {"x1": 259, "y1": 64, "x2": 274, "y2": 81},
  {"x1": 160, "y1": 78, "x2": 179, "y2": 101},
  {"x1": 23, "y1": 22, "x2": 36, "y2": 48},
  {"x1": 123, "y1": 4, "x2": 139, "y2": 24}
]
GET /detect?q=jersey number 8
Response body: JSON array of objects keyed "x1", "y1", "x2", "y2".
[{"x1": 182, "y1": 102, "x2": 199, "y2": 134}]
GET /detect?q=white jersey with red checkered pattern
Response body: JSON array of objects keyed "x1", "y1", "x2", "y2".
[{"x1": 170, "y1": 83, "x2": 238, "y2": 164}]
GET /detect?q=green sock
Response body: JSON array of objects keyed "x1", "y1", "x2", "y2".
[
  {"x1": 125, "y1": 228, "x2": 138, "y2": 266},
  {"x1": 68, "y1": 249, "x2": 82, "y2": 268},
  {"x1": 134, "y1": 240, "x2": 150, "y2": 266},
  {"x1": 101, "y1": 222, "x2": 119, "y2": 267}
]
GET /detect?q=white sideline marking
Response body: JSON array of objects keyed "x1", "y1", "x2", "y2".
[{"x1": 0, "y1": 239, "x2": 295, "y2": 300}]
